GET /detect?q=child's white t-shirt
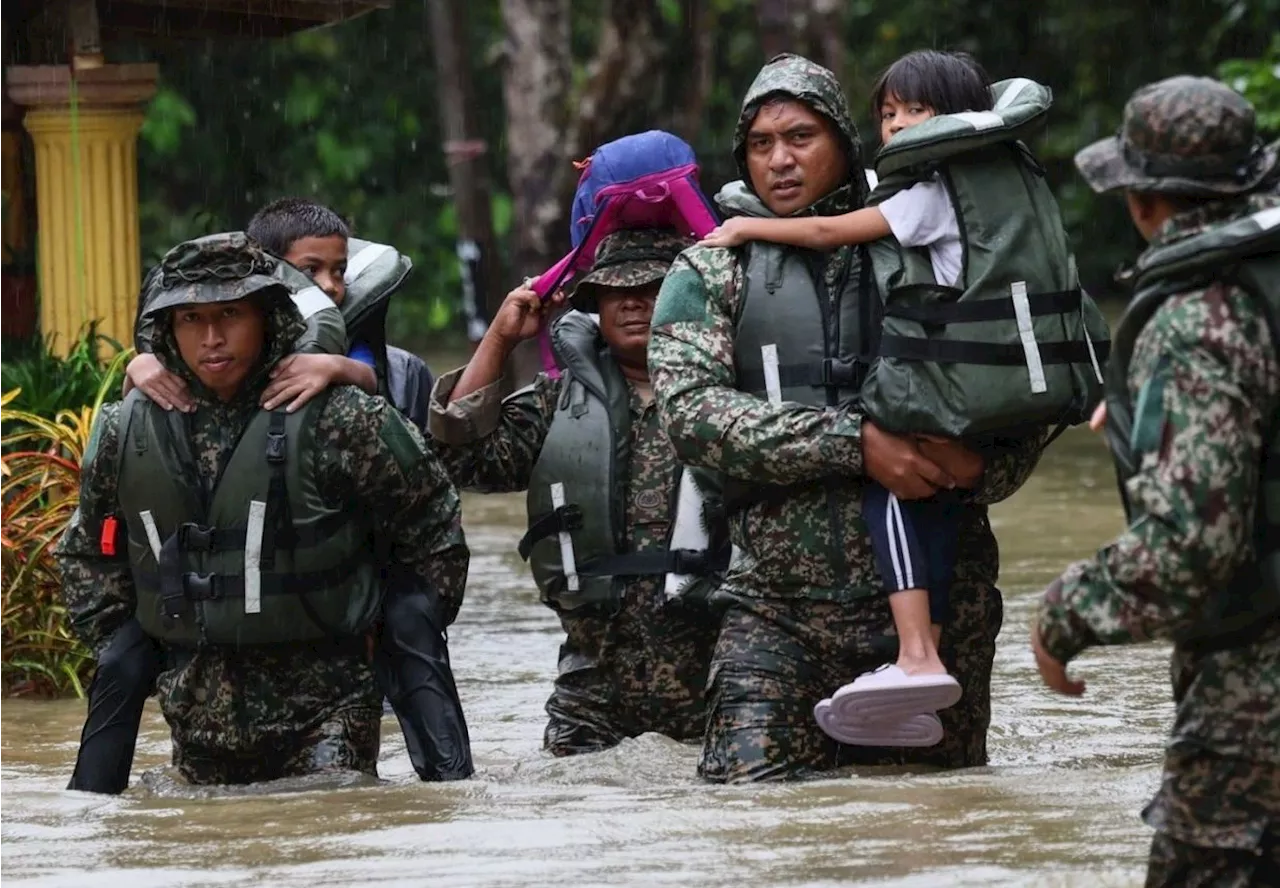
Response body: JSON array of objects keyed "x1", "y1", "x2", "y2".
[{"x1": 877, "y1": 177, "x2": 962, "y2": 287}]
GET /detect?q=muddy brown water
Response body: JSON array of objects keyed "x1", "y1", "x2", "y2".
[{"x1": 2, "y1": 426, "x2": 1176, "y2": 887}]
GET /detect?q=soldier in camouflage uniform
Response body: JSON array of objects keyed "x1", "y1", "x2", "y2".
[
  {"x1": 55, "y1": 237, "x2": 469, "y2": 785},
  {"x1": 648, "y1": 53, "x2": 1048, "y2": 782},
  {"x1": 430, "y1": 229, "x2": 724, "y2": 756},
  {"x1": 1034, "y1": 76, "x2": 1280, "y2": 886}
]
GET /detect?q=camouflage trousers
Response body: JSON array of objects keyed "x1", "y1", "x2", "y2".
[
  {"x1": 544, "y1": 583, "x2": 719, "y2": 757},
  {"x1": 699, "y1": 575, "x2": 1002, "y2": 783},
  {"x1": 1145, "y1": 832, "x2": 1280, "y2": 888},
  {"x1": 173, "y1": 706, "x2": 382, "y2": 785},
  {"x1": 1143, "y1": 752, "x2": 1280, "y2": 888}
]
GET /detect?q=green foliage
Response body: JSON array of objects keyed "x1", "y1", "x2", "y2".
[
  {"x1": 1, "y1": 324, "x2": 129, "y2": 427},
  {"x1": 1219, "y1": 34, "x2": 1280, "y2": 136}
]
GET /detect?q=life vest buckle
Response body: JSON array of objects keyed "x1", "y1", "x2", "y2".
[
  {"x1": 668, "y1": 548, "x2": 708, "y2": 576},
  {"x1": 266, "y1": 431, "x2": 287, "y2": 464},
  {"x1": 814, "y1": 357, "x2": 860, "y2": 388},
  {"x1": 178, "y1": 522, "x2": 214, "y2": 552},
  {"x1": 183, "y1": 572, "x2": 218, "y2": 601}
]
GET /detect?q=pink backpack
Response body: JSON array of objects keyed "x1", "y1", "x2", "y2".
[{"x1": 530, "y1": 130, "x2": 720, "y2": 375}]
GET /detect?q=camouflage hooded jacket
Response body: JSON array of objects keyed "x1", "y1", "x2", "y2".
[
  {"x1": 648, "y1": 53, "x2": 1047, "y2": 601},
  {"x1": 1038, "y1": 194, "x2": 1280, "y2": 785},
  {"x1": 55, "y1": 273, "x2": 469, "y2": 755}
]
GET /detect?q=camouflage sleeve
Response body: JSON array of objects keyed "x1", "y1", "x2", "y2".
[
  {"x1": 316, "y1": 388, "x2": 470, "y2": 625},
  {"x1": 1038, "y1": 284, "x2": 1280, "y2": 663},
  {"x1": 52, "y1": 402, "x2": 137, "y2": 655},
  {"x1": 649, "y1": 248, "x2": 863, "y2": 483},
  {"x1": 963, "y1": 428, "x2": 1050, "y2": 506},
  {"x1": 426, "y1": 366, "x2": 560, "y2": 493}
]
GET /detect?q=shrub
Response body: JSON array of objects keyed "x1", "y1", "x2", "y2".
[
  {"x1": 1, "y1": 323, "x2": 129, "y2": 428},
  {"x1": 1, "y1": 348, "x2": 131, "y2": 697}
]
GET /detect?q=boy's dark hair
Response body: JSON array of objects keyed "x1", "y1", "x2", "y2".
[
  {"x1": 247, "y1": 197, "x2": 350, "y2": 257},
  {"x1": 870, "y1": 50, "x2": 993, "y2": 124}
]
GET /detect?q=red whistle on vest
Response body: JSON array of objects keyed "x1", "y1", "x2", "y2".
[{"x1": 100, "y1": 516, "x2": 119, "y2": 556}]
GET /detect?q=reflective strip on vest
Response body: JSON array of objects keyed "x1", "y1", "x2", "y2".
[
  {"x1": 550, "y1": 482, "x2": 579, "y2": 592},
  {"x1": 762, "y1": 344, "x2": 783, "y2": 405},
  {"x1": 345, "y1": 242, "x2": 393, "y2": 283},
  {"x1": 1084, "y1": 323, "x2": 1104, "y2": 385},
  {"x1": 139, "y1": 510, "x2": 162, "y2": 561},
  {"x1": 1256, "y1": 206, "x2": 1280, "y2": 231},
  {"x1": 950, "y1": 111, "x2": 1002, "y2": 131},
  {"x1": 1011, "y1": 280, "x2": 1048, "y2": 393},
  {"x1": 244, "y1": 500, "x2": 266, "y2": 615},
  {"x1": 994, "y1": 78, "x2": 1036, "y2": 111},
  {"x1": 292, "y1": 286, "x2": 331, "y2": 320}
]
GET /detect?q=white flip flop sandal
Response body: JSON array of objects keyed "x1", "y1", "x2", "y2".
[
  {"x1": 827, "y1": 665, "x2": 962, "y2": 724},
  {"x1": 813, "y1": 698, "x2": 944, "y2": 747}
]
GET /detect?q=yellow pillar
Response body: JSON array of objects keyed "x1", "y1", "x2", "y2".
[{"x1": 6, "y1": 64, "x2": 157, "y2": 356}]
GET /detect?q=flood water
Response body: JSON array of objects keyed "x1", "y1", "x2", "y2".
[{"x1": 1, "y1": 426, "x2": 1175, "y2": 887}]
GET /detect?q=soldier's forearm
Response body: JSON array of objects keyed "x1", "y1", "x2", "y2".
[
  {"x1": 448, "y1": 334, "x2": 512, "y2": 404},
  {"x1": 429, "y1": 366, "x2": 510, "y2": 447}
]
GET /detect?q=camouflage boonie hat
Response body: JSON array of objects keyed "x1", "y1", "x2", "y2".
[
  {"x1": 571, "y1": 228, "x2": 692, "y2": 313},
  {"x1": 142, "y1": 232, "x2": 289, "y2": 318},
  {"x1": 1075, "y1": 75, "x2": 1280, "y2": 198}
]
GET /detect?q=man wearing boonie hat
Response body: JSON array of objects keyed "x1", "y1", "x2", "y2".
[
  {"x1": 1034, "y1": 75, "x2": 1280, "y2": 886},
  {"x1": 429, "y1": 228, "x2": 732, "y2": 757}
]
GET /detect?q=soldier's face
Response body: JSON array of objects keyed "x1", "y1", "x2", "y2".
[
  {"x1": 172, "y1": 298, "x2": 267, "y2": 402},
  {"x1": 598, "y1": 282, "x2": 660, "y2": 370},
  {"x1": 745, "y1": 99, "x2": 848, "y2": 216},
  {"x1": 285, "y1": 235, "x2": 348, "y2": 306}
]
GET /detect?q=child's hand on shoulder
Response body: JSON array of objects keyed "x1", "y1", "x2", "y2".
[
  {"x1": 127, "y1": 353, "x2": 194, "y2": 412},
  {"x1": 262, "y1": 353, "x2": 342, "y2": 413},
  {"x1": 699, "y1": 218, "x2": 752, "y2": 248}
]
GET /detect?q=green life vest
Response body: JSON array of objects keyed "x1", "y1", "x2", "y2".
[
  {"x1": 729, "y1": 235, "x2": 874, "y2": 509},
  {"x1": 341, "y1": 238, "x2": 413, "y2": 397},
  {"x1": 864, "y1": 78, "x2": 1111, "y2": 439},
  {"x1": 520, "y1": 312, "x2": 729, "y2": 613},
  {"x1": 1105, "y1": 199, "x2": 1280, "y2": 652},
  {"x1": 115, "y1": 390, "x2": 384, "y2": 646}
]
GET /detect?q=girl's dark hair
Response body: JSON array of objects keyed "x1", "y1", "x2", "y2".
[
  {"x1": 246, "y1": 197, "x2": 350, "y2": 257},
  {"x1": 870, "y1": 50, "x2": 994, "y2": 121}
]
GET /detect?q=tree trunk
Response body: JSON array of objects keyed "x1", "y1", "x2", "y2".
[
  {"x1": 563, "y1": 0, "x2": 665, "y2": 168},
  {"x1": 672, "y1": 0, "x2": 716, "y2": 145},
  {"x1": 499, "y1": 0, "x2": 571, "y2": 280},
  {"x1": 808, "y1": 0, "x2": 845, "y2": 87},
  {"x1": 756, "y1": 0, "x2": 795, "y2": 61},
  {"x1": 427, "y1": 0, "x2": 507, "y2": 332}
]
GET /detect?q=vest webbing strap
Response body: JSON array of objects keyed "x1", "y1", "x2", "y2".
[
  {"x1": 738, "y1": 357, "x2": 866, "y2": 394},
  {"x1": 518, "y1": 504, "x2": 585, "y2": 561},
  {"x1": 877, "y1": 336, "x2": 1110, "y2": 366},
  {"x1": 262, "y1": 410, "x2": 290, "y2": 568},
  {"x1": 577, "y1": 545, "x2": 732, "y2": 579},
  {"x1": 136, "y1": 511, "x2": 355, "y2": 557},
  {"x1": 883, "y1": 288, "x2": 1081, "y2": 325},
  {"x1": 140, "y1": 558, "x2": 364, "y2": 602}
]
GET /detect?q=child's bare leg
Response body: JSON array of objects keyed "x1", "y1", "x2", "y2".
[{"x1": 889, "y1": 587, "x2": 947, "y2": 676}]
